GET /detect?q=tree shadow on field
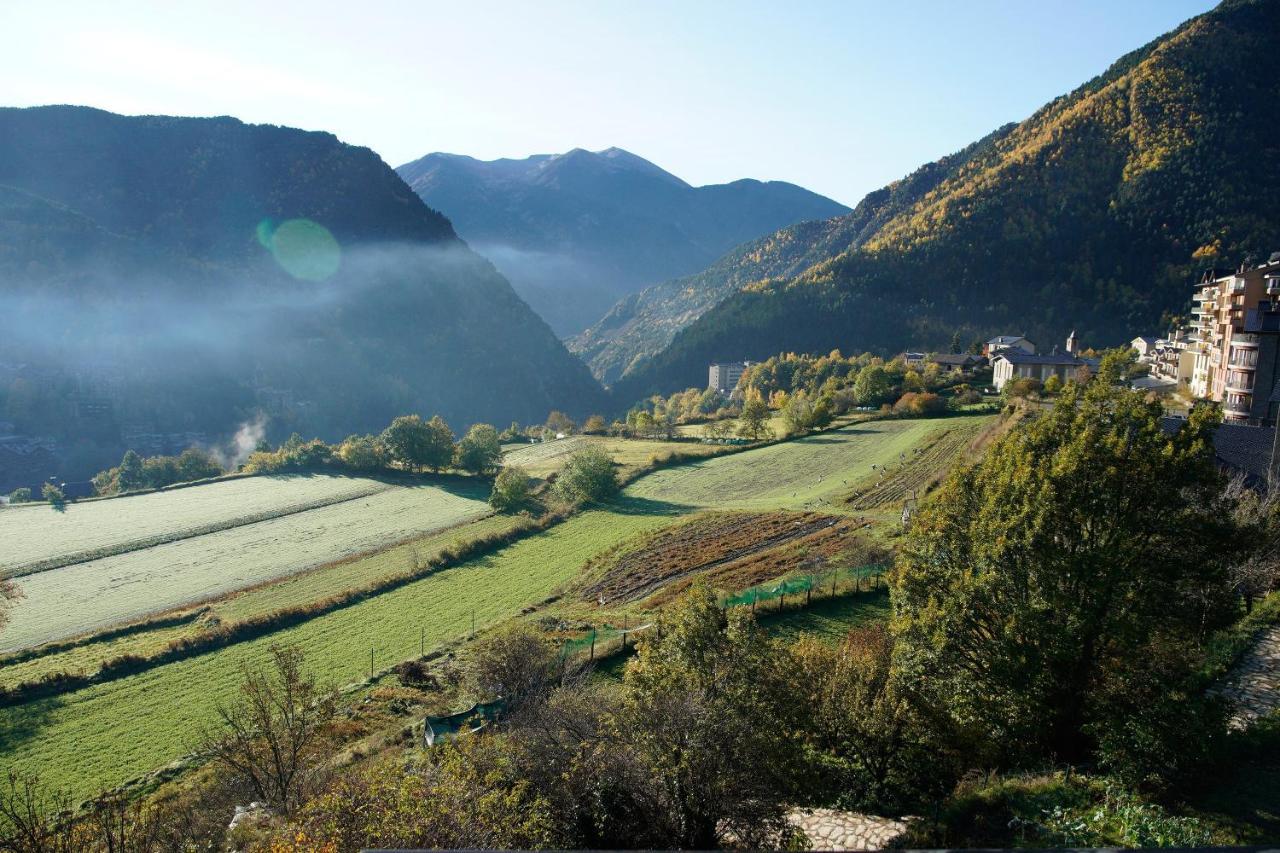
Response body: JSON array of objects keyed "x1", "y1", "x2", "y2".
[
  {"x1": 605, "y1": 495, "x2": 693, "y2": 517},
  {"x1": 0, "y1": 693, "x2": 65, "y2": 755},
  {"x1": 266, "y1": 470, "x2": 490, "y2": 501}
]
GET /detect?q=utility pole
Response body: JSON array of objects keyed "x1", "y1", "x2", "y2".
[{"x1": 369, "y1": 645, "x2": 374, "y2": 678}]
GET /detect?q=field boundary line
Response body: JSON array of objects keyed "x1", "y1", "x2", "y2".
[{"x1": 2, "y1": 481, "x2": 398, "y2": 578}]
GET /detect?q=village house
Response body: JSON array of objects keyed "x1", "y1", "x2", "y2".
[
  {"x1": 983, "y1": 334, "x2": 1036, "y2": 357},
  {"x1": 707, "y1": 361, "x2": 756, "y2": 395},
  {"x1": 1131, "y1": 336, "x2": 1158, "y2": 360},
  {"x1": 1149, "y1": 327, "x2": 1196, "y2": 387},
  {"x1": 991, "y1": 332, "x2": 1094, "y2": 391},
  {"x1": 928, "y1": 353, "x2": 987, "y2": 375},
  {"x1": 899, "y1": 351, "x2": 927, "y2": 370}
]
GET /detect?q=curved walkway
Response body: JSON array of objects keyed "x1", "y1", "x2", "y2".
[
  {"x1": 787, "y1": 808, "x2": 910, "y2": 850},
  {"x1": 1220, "y1": 625, "x2": 1280, "y2": 729}
]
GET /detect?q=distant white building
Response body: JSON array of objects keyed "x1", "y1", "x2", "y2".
[
  {"x1": 1131, "y1": 336, "x2": 1158, "y2": 360},
  {"x1": 992, "y1": 350, "x2": 1096, "y2": 391},
  {"x1": 899, "y1": 351, "x2": 927, "y2": 370},
  {"x1": 708, "y1": 361, "x2": 756, "y2": 394},
  {"x1": 984, "y1": 335, "x2": 1036, "y2": 357}
]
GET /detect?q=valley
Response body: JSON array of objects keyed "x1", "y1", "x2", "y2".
[{"x1": 0, "y1": 412, "x2": 981, "y2": 802}]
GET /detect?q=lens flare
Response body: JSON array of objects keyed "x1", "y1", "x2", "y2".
[{"x1": 256, "y1": 218, "x2": 341, "y2": 281}]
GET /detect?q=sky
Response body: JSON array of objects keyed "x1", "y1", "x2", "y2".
[{"x1": 4, "y1": 1, "x2": 1215, "y2": 207}]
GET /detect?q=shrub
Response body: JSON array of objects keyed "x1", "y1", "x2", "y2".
[
  {"x1": 40, "y1": 482, "x2": 64, "y2": 506},
  {"x1": 552, "y1": 447, "x2": 618, "y2": 505},
  {"x1": 893, "y1": 391, "x2": 947, "y2": 416},
  {"x1": 7, "y1": 487, "x2": 32, "y2": 503},
  {"x1": 490, "y1": 467, "x2": 534, "y2": 513}
]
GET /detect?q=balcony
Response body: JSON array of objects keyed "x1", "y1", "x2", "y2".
[
  {"x1": 1225, "y1": 377, "x2": 1255, "y2": 394},
  {"x1": 1223, "y1": 396, "x2": 1252, "y2": 414},
  {"x1": 1233, "y1": 333, "x2": 1261, "y2": 347}
]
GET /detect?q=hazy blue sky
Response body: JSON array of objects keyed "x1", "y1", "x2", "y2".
[{"x1": 5, "y1": 1, "x2": 1214, "y2": 206}]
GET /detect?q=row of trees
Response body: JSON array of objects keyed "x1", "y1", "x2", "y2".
[
  {"x1": 243, "y1": 416, "x2": 504, "y2": 477},
  {"x1": 93, "y1": 447, "x2": 224, "y2": 496}
]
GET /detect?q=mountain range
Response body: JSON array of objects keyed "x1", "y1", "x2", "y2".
[
  {"x1": 0, "y1": 106, "x2": 605, "y2": 485},
  {"x1": 606, "y1": 0, "x2": 1280, "y2": 402},
  {"x1": 395, "y1": 148, "x2": 849, "y2": 337}
]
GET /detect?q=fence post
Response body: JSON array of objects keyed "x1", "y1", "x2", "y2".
[
  {"x1": 590, "y1": 630, "x2": 596, "y2": 661},
  {"x1": 751, "y1": 592, "x2": 757, "y2": 614},
  {"x1": 831, "y1": 571, "x2": 837, "y2": 597},
  {"x1": 369, "y1": 646, "x2": 374, "y2": 679},
  {"x1": 420, "y1": 627, "x2": 424, "y2": 658},
  {"x1": 622, "y1": 615, "x2": 628, "y2": 650}
]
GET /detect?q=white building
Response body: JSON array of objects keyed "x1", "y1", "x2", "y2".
[{"x1": 707, "y1": 361, "x2": 756, "y2": 394}]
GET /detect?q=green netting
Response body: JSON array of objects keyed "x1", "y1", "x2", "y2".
[
  {"x1": 424, "y1": 698, "x2": 506, "y2": 745},
  {"x1": 559, "y1": 621, "x2": 653, "y2": 659},
  {"x1": 720, "y1": 561, "x2": 887, "y2": 609}
]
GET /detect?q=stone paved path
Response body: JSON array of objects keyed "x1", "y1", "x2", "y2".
[
  {"x1": 1219, "y1": 625, "x2": 1280, "y2": 730},
  {"x1": 787, "y1": 807, "x2": 910, "y2": 850}
]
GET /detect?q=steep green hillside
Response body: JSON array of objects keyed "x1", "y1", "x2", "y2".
[
  {"x1": 0, "y1": 107, "x2": 605, "y2": 486},
  {"x1": 396, "y1": 147, "x2": 849, "y2": 336},
  {"x1": 571, "y1": 127, "x2": 1013, "y2": 384},
  {"x1": 612, "y1": 0, "x2": 1280, "y2": 400}
]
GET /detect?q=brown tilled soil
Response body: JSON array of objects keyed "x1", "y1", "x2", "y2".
[
  {"x1": 845, "y1": 416, "x2": 1005, "y2": 510},
  {"x1": 581, "y1": 511, "x2": 867, "y2": 606}
]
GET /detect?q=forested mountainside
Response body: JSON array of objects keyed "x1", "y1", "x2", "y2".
[
  {"x1": 572, "y1": 126, "x2": 1015, "y2": 384},
  {"x1": 395, "y1": 147, "x2": 849, "y2": 336},
  {"x1": 611, "y1": 0, "x2": 1280, "y2": 402},
  {"x1": 0, "y1": 107, "x2": 604, "y2": 484}
]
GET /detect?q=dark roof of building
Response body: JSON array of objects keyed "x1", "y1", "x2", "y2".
[
  {"x1": 929, "y1": 353, "x2": 984, "y2": 366},
  {"x1": 988, "y1": 335, "x2": 1029, "y2": 345},
  {"x1": 1161, "y1": 417, "x2": 1276, "y2": 486},
  {"x1": 994, "y1": 351, "x2": 1088, "y2": 367}
]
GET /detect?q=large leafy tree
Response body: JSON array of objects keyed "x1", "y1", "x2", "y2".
[
  {"x1": 456, "y1": 423, "x2": 502, "y2": 474},
  {"x1": 892, "y1": 361, "x2": 1239, "y2": 766},
  {"x1": 381, "y1": 414, "x2": 455, "y2": 473},
  {"x1": 617, "y1": 586, "x2": 804, "y2": 848}
]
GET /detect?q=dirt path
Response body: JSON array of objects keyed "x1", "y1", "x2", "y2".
[
  {"x1": 1220, "y1": 625, "x2": 1280, "y2": 729},
  {"x1": 786, "y1": 808, "x2": 910, "y2": 850}
]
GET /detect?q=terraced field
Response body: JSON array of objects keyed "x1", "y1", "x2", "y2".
[
  {"x1": 503, "y1": 435, "x2": 721, "y2": 479},
  {"x1": 580, "y1": 511, "x2": 858, "y2": 605},
  {"x1": 0, "y1": 503, "x2": 681, "y2": 800},
  {"x1": 0, "y1": 414, "x2": 978, "y2": 802},
  {"x1": 846, "y1": 415, "x2": 994, "y2": 509},
  {"x1": 0, "y1": 474, "x2": 388, "y2": 577},
  {"x1": 628, "y1": 417, "x2": 968, "y2": 511},
  {"x1": 0, "y1": 514, "x2": 523, "y2": 690},
  {"x1": 2, "y1": 478, "x2": 492, "y2": 651}
]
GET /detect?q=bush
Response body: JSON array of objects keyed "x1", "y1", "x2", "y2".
[
  {"x1": 893, "y1": 391, "x2": 947, "y2": 416},
  {"x1": 40, "y1": 483, "x2": 64, "y2": 505},
  {"x1": 552, "y1": 447, "x2": 618, "y2": 505},
  {"x1": 490, "y1": 467, "x2": 534, "y2": 513},
  {"x1": 7, "y1": 487, "x2": 32, "y2": 503}
]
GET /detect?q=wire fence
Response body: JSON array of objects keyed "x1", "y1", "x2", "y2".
[{"x1": 557, "y1": 560, "x2": 889, "y2": 663}]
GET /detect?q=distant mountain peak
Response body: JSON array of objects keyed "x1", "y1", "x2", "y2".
[{"x1": 396, "y1": 146, "x2": 848, "y2": 337}]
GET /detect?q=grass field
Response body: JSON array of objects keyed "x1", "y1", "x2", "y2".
[
  {"x1": 629, "y1": 417, "x2": 981, "y2": 511},
  {"x1": 0, "y1": 474, "x2": 390, "y2": 577},
  {"x1": 0, "y1": 414, "x2": 965, "y2": 801},
  {"x1": 2, "y1": 478, "x2": 493, "y2": 651},
  {"x1": 503, "y1": 435, "x2": 722, "y2": 479},
  {"x1": 0, "y1": 515, "x2": 524, "y2": 690}
]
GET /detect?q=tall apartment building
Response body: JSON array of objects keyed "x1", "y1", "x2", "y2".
[
  {"x1": 707, "y1": 361, "x2": 756, "y2": 394},
  {"x1": 1189, "y1": 257, "x2": 1280, "y2": 421}
]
